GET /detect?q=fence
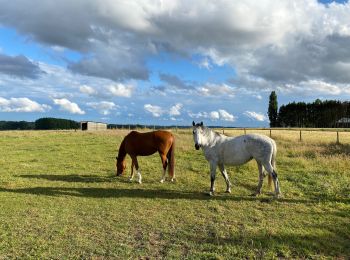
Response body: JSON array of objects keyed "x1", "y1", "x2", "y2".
[
  {"x1": 110, "y1": 126, "x2": 350, "y2": 144},
  {"x1": 215, "y1": 128, "x2": 350, "y2": 144}
]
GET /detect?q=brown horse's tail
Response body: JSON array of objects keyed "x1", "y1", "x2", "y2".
[{"x1": 167, "y1": 136, "x2": 175, "y2": 180}]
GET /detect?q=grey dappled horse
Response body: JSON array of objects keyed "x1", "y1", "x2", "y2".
[{"x1": 192, "y1": 121, "x2": 281, "y2": 197}]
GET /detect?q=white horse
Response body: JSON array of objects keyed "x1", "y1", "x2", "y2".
[{"x1": 192, "y1": 121, "x2": 281, "y2": 197}]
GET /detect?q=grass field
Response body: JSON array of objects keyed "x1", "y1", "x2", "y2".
[{"x1": 0, "y1": 129, "x2": 349, "y2": 259}]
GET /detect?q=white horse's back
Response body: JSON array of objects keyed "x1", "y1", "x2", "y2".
[{"x1": 219, "y1": 134, "x2": 276, "y2": 166}]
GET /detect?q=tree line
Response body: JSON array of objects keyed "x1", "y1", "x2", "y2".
[
  {"x1": 0, "y1": 118, "x2": 79, "y2": 130},
  {"x1": 268, "y1": 91, "x2": 350, "y2": 128}
]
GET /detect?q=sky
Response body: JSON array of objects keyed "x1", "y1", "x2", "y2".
[{"x1": 1, "y1": 0, "x2": 350, "y2": 127}]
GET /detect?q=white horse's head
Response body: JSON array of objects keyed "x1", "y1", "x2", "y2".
[{"x1": 192, "y1": 121, "x2": 204, "y2": 150}]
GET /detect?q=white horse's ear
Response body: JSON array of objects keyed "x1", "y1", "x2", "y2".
[
  {"x1": 200, "y1": 121, "x2": 203, "y2": 126},
  {"x1": 192, "y1": 121, "x2": 195, "y2": 126}
]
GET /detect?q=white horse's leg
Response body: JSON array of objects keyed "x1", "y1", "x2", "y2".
[
  {"x1": 253, "y1": 161, "x2": 265, "y2": 196},
  {"x1": 218, "y1": 164, "x2": 231, "y2": 193},
  {"x1": 209, "y1": 162, "x2": 217, "y2": 196},
  {"x1": 263, "y1": 162, "x2": 281, "y2": 197}
]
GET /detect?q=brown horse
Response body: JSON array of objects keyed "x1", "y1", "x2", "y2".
[{"x1": 116, "y1": 130, "x2": 175, "y2": 183}]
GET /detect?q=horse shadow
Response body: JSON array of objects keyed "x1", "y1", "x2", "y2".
[
  {"x1": 0, "y1": 185, "x2": 348, "y2": 204},
  {"x1": 3, "y1": 173, "x2": 348, "y2": 204},
  {"x1": 18, "y1": 173, "x2": 116, "y2": 183},
  {"x1": 0, "y1": 186, "x2": 242, "y2": 201}
]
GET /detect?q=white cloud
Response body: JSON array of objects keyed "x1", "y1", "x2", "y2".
[
  {"x1": 2, "y1": 0, "x2": 350, "y2": 88},
  {"x1": 210, "y1": 111, "x2": 220, "y2": 120},
  {"x1": 197, "y1": 57, "x2": 212, "y2": 70},
  {"x1": 198, "y1": 83, "x2": 235, "y2": 97},
  {"x1": 53, "y1": 98, "x2": 85, "y2": 114},
  {"x1": 244, "y1": 111, "x2": 267, "y2": 122},
  {"x1": 188, "y1": 111, "x2": 209, "y2": 119},
  {"x1": 218, "y1": 109, "x2": 236, "y2": 122},
  {"x1": 106, "y1": 83, "x2": 135, "y2": 97},
  {"x1": 87, "y1": 101, "x2": 118, "y2": 115},
  {"x1": 144, "y1": 104, "x2": 163, "y2": 117},
  {"x1": 189, "y1": 109, "x2": 236, "y2": 122},
  {"x1": 169, "y1": 103, "x2": 183, "y2": 116},
  {"x1": 79, "y1": 85, "x2": 97, "y2": 96},
  {"x1": 281, "y1": 80, "x2": 344, "y2": 96},
  {"x1": 0, "y1": 97, "x2": 51, "y2": 112}
]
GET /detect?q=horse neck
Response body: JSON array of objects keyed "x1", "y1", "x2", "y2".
[
  {"x1": 203, "y1": 128, "x2": 219, "y2": 147},
  {"x1": 117, "y1": 139, "x2": 127, "y2": 161}
]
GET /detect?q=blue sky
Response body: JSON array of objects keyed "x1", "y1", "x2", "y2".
[{"x1": 1, "y1": 0, "x2": 350, "y2": 127}]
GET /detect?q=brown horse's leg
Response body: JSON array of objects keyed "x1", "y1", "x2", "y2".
[
  {"x1": 131, "y1": 156, "x2": 141, "y2": 184},
  {"x1": 129, "y1": 160, "x2": 135, "y2": 182},
  {"x1": 159, "y1": 153, "x2": 168, "y2": 183}
]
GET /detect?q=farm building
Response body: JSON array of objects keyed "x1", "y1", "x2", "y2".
[
  {"x1": 80, "y1": 121, "x2": 107, "y2": 131},
  {"x1": 335, "y1": 117, "x2": 350, "y2": 128}
]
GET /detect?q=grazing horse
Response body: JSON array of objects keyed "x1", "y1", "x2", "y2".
[
  {"x1": 192, "y1": 121, "x2": 281, "y2": 197},
  {"x1": 116, "y1": 130, "x2": 175, "y2": 183}
]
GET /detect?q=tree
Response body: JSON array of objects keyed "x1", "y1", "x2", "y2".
[
  {"x1": 35, "y1": 118, "x2": 79, "y2": 130},
  {"x1": 277, "y1": 99, "x2": 350, "y2": 128},
  {"x1": 268, "y1": 91, "x2": 278, "y2": 127}
]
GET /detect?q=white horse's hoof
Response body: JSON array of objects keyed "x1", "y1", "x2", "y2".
[
  {"x1": 275, "y1": 193, "x2": 282, "y2": 198},
  {"x1": 138, "y1": 180, "x2": 142, "y2": 184},
  {"x1": 129, "y1": 178, "x2": 133, "y2": 182},
  {"x1": 170, "y1": 178, "x2": 175, "y2": 182},
  {"x1": 208, "y1": 191, "x2": 214, "y2": 196},
  {"x1": 160, "y1": 179, "x2": 165, "y2": 183},
  {"x1": 225, "y1": 189, "x2": 231, "y2": 194}
]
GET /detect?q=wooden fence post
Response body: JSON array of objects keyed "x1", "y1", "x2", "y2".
[
  {"x1": 222, "y1": 127, "x2": 224, "y2": 134},
  {"x1": 299, "y1": 130, "x2": 302, "y2": 142},
  {"x1": 269, "y1": 129, "x2": 272, "y2": 138},
  {"x1": 336, "y1": 131, "x2": 340, "y2": 144},
  {"x1": 244, "y1": 128, "x2": 246, "y2": 135}
]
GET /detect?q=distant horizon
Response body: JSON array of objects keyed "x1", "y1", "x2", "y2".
[{"x1": 1, "y1": 0, "x2": 350, "y2": 127}]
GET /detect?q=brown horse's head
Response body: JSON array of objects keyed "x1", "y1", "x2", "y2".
[{"x1": 116, "y1": 156, "x2": 126, "y2": 176}]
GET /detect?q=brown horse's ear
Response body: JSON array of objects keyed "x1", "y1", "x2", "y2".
[
  {"x1": 192, "y1": 121, "x2": 195, "y2": 126},
  {"x1": 200, "y1": 121, "x2": 203, "y2": 126}
]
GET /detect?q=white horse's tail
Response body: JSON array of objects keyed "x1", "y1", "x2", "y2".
[{"x1": 268, "y1": 140, "x2": 277, "y2": 191}]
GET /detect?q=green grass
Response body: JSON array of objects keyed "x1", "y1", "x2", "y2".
[{"x1": 0, "y1": 129, "x2": 349, "y2": 259}]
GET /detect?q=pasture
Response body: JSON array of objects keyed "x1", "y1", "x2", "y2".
[{"x1": 0, "y1": 129, "x2": 349, "y2": 259}]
